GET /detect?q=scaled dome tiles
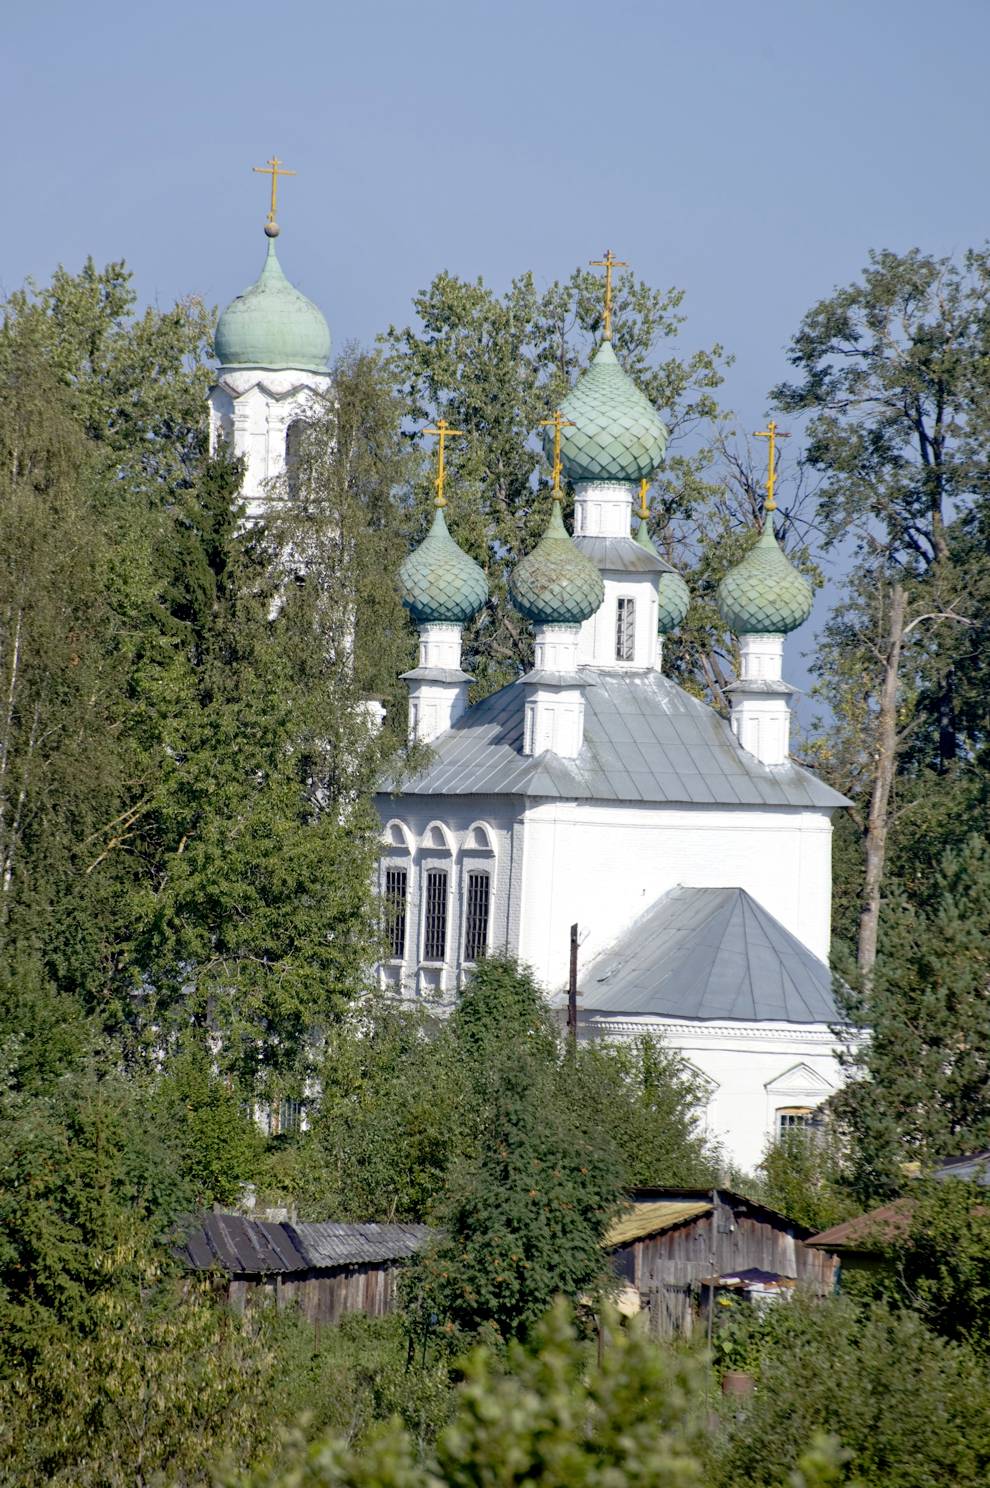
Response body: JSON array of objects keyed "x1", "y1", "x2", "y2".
[
  {"x1": 551, "y1": 342, "x2": 669, "y2": 484},
  {"x1": 717, "y1": 520, "x2": 813, "y2": 635},
  {"x1": 510, "y1": 503, "x2": 604, "y2": 625},
  {"x1": 215, "y1": 238, "x2": 331, "y2": 374},
  {"x1": 399, "y1": 509, "x2": 489, "y2": 624}
]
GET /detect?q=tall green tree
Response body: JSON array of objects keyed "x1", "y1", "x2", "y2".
[
  {"x1": 774, "y1": 247, "x2": 990, "y2": 971},
  {"x1": 287, "y1": 958, "x2": 717, "y2": 1226},
  {"x1": 833, "y1": 835, "x2": 990, "y2": 1199}
]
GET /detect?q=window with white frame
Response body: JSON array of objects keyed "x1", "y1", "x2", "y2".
[
  {"x1": 615, "y1": 596, "x2": 635, "y2": 661},
  {"x1": 463, "y1": 871, "x2": 491, "y2": 962},
  {"x1": 423, "y1": 869, "x2": 449, "y2": 962},
  {"x1": 266, "y1": 1097, "x2": 302, "y2": 1137},
  {"x1": 776, "y1": 1106, "x2": 816, "y2": 1137},
  {"x1": 384, "y1": 866, "x2": 408, "y2": 960}
]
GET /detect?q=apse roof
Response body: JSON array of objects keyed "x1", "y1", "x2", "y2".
[
  {"x1": 382, "y1": 669, "x2": 848, "y2": 810},
  {"x1": 575, "y1": 885, "x2": 841, "y2": 1025}
]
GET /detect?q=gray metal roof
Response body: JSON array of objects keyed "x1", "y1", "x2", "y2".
[
  {"x1": 382, "y1": 669, "x2": 848, "y2": 810},
  {"x1": 176, "y1": 1213, "x2": 432, "y2": 1275},
  {"x1": 573, "y1": 535, "x2": 672, "y2": 573},
  {"x1": 935, "y1": 1151, "x2": 990, "y2": 1185},
  {"x1": 576, "y1": 886, "x2": 840, "y2": 1024}
]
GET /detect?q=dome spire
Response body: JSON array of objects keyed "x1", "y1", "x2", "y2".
[
  {"x1": 252, "y1": 154, "x2": 296, "y2": 239},
  {"x1": 423, "y1": 417, "x2": 464, "y2": 509},
  {"x1": 509, "y1": 412, "x2": 604, "y2": 627},
  {"x1": 589, "y1": 248, "x2": 628, "y2": 341},
  {"x1": 398, "y1": 424, "x2": 488, "y2": 626},
  {"x1": 398, "y1": 423, "x2": 488, "y2": 745},
  {"x1": 754, "y1": 419, "x2": 790, "y2": 514},
  {"x1": 538, "y1": 409, "x2": 576, "y2": 501},
  {"x1": 716, "y1": 420, "x2": 811, "y2": 638},
  {"x1": 214, "y1": 160, "x2": 330, "y2": 375}
]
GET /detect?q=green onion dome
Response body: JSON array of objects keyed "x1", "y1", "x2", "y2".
[
  {"x1": 635, "y1": 520, "x2": 690, "y2": 633},
  {"x1": 399, "y1": 508, "x2": 489, "y2": 624},
  {"x1": 656, "y1": 569, "x2": 691, "y2": 634},
  {"x1": 509, "y1": 502, "x2": 605, "y2": 624},
  {"x1": 717, "y1": 518, "x2": 813, "y2": 635},
  {"x1": 549, "y1": 342, "x2": 668, "y2": 484},
  {"x1": 215, "y1": 237, "x2": 331, "y2": 374}
]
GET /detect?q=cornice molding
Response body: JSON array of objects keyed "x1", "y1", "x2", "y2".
[{"x1": 582, "y1": 1015, "x2": 858, "y2": 1046}]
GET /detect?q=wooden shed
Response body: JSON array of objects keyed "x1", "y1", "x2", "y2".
[
  {"x1": 606, "y1": 1187, "x2": 838, "y2": 1337},
  {"x1": 177, "y1": 1211, "x2": 432, "y2": 1325}
]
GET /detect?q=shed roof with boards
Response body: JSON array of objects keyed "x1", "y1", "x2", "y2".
[{"x1": 177, "y1": 1212, "x2": 431, "y2": 1276}]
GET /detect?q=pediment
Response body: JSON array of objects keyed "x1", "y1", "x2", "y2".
[
  {"x1": 764, "y1": 1062, "x2": 834, "y2": 1096},
  {"x1": 682, "y1": 1058, "x2": 719, "y2": 1097}
]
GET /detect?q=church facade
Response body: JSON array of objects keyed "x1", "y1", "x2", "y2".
[
  {"x1": 208, "y1": 194, "x2": 850, "y2": 1174},
  {"x1": 378, "y1": 338, "x2": 851, "y2": 1175}
]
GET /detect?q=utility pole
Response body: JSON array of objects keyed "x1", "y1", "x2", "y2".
[{"x1": 567, "y1": 922, "x2": 579, "y2": 1052}]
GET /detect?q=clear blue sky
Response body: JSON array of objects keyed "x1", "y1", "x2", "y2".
[{"x1": 5, "y1": 0, "x2": 989, "y2": 692}]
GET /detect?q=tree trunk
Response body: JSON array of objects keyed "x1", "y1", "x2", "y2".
[{"x1": 858, "y1": 583, "x2": 907, "y2": 978}]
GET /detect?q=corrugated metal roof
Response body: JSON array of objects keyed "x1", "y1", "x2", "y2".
[
  {"x1": 606, "y1": 1201, "x2": 711, "y2": 1248},
  {"x1": 381, "y1": 669, "x2": 848, "y2": 810},
  {"x1": 176, "y1": 1214, "x2": 432, "y2": 1275},
  {"x1": 299, "y1": 1222, "x2": 431, "y2": 1268},
  {"x1": 576, "y1": 886, "x2": 840, "y2": 1024}
]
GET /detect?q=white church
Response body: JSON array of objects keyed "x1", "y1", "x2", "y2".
[{"x1": 210, "y1": 187, "x2": 850, "y2": 1174}]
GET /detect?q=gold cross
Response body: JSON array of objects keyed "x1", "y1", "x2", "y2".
[
  {"x1": 754, "y1": 419, "x2": 790, "y2": 513},
  {"x1": 589, "y1": 248, "x2": 628, "y2": 340},
  {"x1": 538, "y1": 410, "x2": 576, "y2": 500},
  {"x1": 637, "y1": 478, "x2": 650, "y2": 522},
  {"x1": 423, "y1": 418, "x2": 464, "y2": 508},
  {"x1": 253, "y1": 156, "x2": 296, "y2": 227}
]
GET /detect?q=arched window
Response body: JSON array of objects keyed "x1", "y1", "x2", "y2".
[
  {"x1": 285, "y1": 418, "x2": 308, "y2": 499},
  {"x1": 420, "y1": 823, "x2": 453, "y2": 965},
  {"x1": 463, "y1": 871, "x2": 491, "y2": 962},
  {"x1": 381, "y1": 821, "x2": 412, "y2": 962},
  {"x1": 462, "y1": 821, "x2": 496, "y2": 964}
]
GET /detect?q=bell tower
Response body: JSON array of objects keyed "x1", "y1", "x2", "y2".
[{"x1": 208, "y1": 158, "x2": 332, "y2": 522}]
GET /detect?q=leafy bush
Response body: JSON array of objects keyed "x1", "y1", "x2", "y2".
[{"x1": 708, "y1": 1293, "x2": 990, "y2": 1488}]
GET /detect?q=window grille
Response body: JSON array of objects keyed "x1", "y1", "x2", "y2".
[
  {"x1": 615, "y1": 597, "x2": 635, "y2": 661},
  {"x1": 463, "y1": 871, "x2": 491, "y2": 962},
  {"x1": 777, "y1": 1106, "x2": 815, "y2": 1136},
  {"x1": 384, "y1": 867, "x2": 408, "y2": 960},
  {"x1": 268, "y1": 1098, "x2": 302, "y2": 1137},
  {"x1": 423, "y1": 870, "x2": 448, "y2": 962}
]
